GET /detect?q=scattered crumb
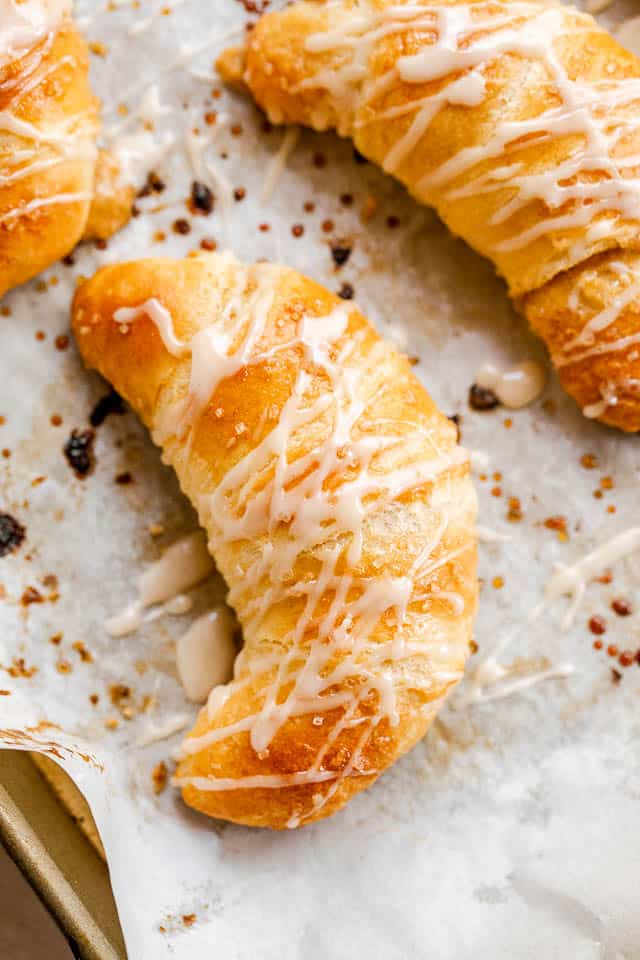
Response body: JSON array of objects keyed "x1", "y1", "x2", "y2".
[{"x1": 152, "y1": 761, "x2": 168, "y2": 795}]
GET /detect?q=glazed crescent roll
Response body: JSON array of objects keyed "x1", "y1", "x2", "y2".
[
  {"x1": 71, "y1": 251, "x2": 477, "y2": 829},
  {"x1": 219, "y1": 0, "x2": 640, "y2": 431},
  {"x1": 0, "y1": 0, "x2": 133, "y2": 298}
]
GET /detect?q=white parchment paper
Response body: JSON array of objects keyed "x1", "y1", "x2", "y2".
[{"x1": 1, "y1": 1, "x2": 640, "y2": 957}]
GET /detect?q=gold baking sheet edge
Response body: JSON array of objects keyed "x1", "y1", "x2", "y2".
[{"x1": 0, "y1": 750, "x2": 126, "y2": 960}]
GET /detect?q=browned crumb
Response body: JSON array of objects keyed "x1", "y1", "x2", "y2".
[
  {"x1": 72, "y1": 641, "x2": 93, "y2": 663},
  {"x1": 5, "y1": 657, "x2": 37, "y2": 678},
  {"x1": 21, "y1": 586, "x2": 43, "y2": 606},
  {"x1": 152, "y1": 761, "x2": 168, "y2": 795}
]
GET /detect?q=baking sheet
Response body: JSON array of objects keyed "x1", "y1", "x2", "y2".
[{"x1": 2, "y1": 0, "x2": 640, "y2": 956}]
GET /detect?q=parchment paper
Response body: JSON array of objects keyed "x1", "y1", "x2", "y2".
[{"x1": 2, "y1": 1, "x2": 640, "y2": 957}]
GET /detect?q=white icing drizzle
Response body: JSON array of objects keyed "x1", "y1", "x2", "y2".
[
  {"x1": 260, "y1": 126, "x2": 300, "y2": 203},
  {"x1": 114, "y1": 299, "x2": 189, "y2": 356},
  {"x1": 475, "y1": 360, "x2": 546, "y2": 409},
  {"x1": 464, "y1": 527, "x2": 640, "y2": 703},
  {"x1": 297, "y1": 2, "x2": 640, "y2": 259},
  {"x1": 476, "y1": 525, "x2": 511, "y2": 543},
  {"x1": 532, "y1": 527, "x2": 640, "y2": 630},
  {"x1": 105, "y1": 531, "x2": 215, "y2": 637},
  {"x1": 0, "y1": 5, "x2": 98, "y2": 217},
  {"x1": 176, "y1": 606, "x2": 237, "y2": 703},
  {"x1": 124, "y1": 252, "x2": 471, "y2": 824},
  {"x1": 0, "y1": 0, "x2": 70, "y2": 67},
  {"x1": 135, "y1": 713, "x2": 190, "y2": 748}
]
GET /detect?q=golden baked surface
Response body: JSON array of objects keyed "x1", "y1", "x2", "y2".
[
  {"x1": 72, "y1": 251, "x2": 478, "y2": 828},
  {"x1": 219, "y1": 0, "x2": 640, "y2": 431},
  {"x1": 0, "y1": 11, "x2": 131, "y2": 298}
]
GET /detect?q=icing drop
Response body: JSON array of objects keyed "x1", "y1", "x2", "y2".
[
  {"x1": 176, "y1": 606, "x2": 238, "y2": 703},
  {"x1": 105, "y1": 531, "x2": 215, "y2": 637},
  {"x1": 475, "y1": 360, "x2": 546, "y2": 409}
]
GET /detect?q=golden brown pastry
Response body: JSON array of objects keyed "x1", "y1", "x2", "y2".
[
  {"x1": 219, "y1": 0, "x2": 640, "y2": 431},
  {"x1": 71, "y1": 251, "x2": 477, "y2": 829},
  {"x1": 0, "y1": 0, "x2": 132, "y2": 298}
]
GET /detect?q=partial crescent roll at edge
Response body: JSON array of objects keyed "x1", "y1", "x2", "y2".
[
  {"x1": 71, "y1": 251, "x2": 477, "y2": 829},
  {"x1": 0, "y1": 0, "x2": 133, "y2": 299},
  {"x1": 218, "y1": 0, "x2": 640, "y2": 431}
]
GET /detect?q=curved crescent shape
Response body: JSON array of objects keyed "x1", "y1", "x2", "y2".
[{"x1": 71, "y1": 251, "x2": 478, "y2": 828}]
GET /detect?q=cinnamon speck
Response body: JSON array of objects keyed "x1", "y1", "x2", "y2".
[
  {"x1": 593, "y1": 639, "x2": 603, "y2": 650},
  {"x1": 600, "y1": 475, "x2": 614, "y2": 490},
  {"x1": 35, "y1": 330, "x2": 46, "y2": 342},
  {"x1": 619, "y1": 650, "x2": 634, "y2": 668},
  {"x1": 291, "y1": 223, "x2": 304, "y2": 237},
  {"x1": 313, "y1": 152, "x2": 326, "y2": 168},
  {"x1": 606, "y1": 643, "x2": 618, "y2": 657},
  {"x1": 506, "y1": 497, "x2": 522, "y2": 522},
  {"x1": 386, "y1": 215, "x2": 400, "y2": 228},
  {"x1": 612, "y1": 597, "x2": 632, "y2": 617},
  {"x1": 580, "y1": 453, "x2": 598, "y2": 469},
  {"x1": 321, "y1": 219, "x2": 334, "y2": 233},
  {"x1": 337, "y1": 283, "x2": 354, "y2": 300},
  {"x1": 56, "y1": 659, "x2": 72, "y2": 675},
  {"x1": 588, "y1": 615, "x2": 606, "y2": 635},
  {"x1": 258, "y1": 223, "x2": 270, "y2": 233},
  {"x1": 173, "y1": 218, "x2": 191, "y2": 235},
  {"x1": 50, "y1": 633, "x2": 62, "y2": 646},
  {"x1": 182, "y1": 914, "x2": 196, "y2": 928},
  {"x1": 115, "y1": 471, "x2": 133, "y2": 485},
  {"x1": 233, "y1": 187, "x2": 246, "y2": 202},
  {"x1": 89, "y1": 693, "x2": 99, "y2": 706},
  {"x1": 50, "y1": 414, "x2": 62, "y2": 427},
  {"x1": 303, "y1": 201, "x2": 315, "y2": 213},
  {"x1": 611, "y1": 668, "x2": 622, "y2": 684},
  {"x1": 544, "y1": 515, "x2": 567, "y2": 539}
]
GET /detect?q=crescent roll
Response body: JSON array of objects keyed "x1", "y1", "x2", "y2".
[
  {"x1": 0, "y1": 0, "x2": 132, "y2": 298},
  {"x1": 218, "y1": 0, "x2": 640, "y2": 431},
  {"x1": 71, "y1": 251, "x2": 477, "y2": 829}
]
